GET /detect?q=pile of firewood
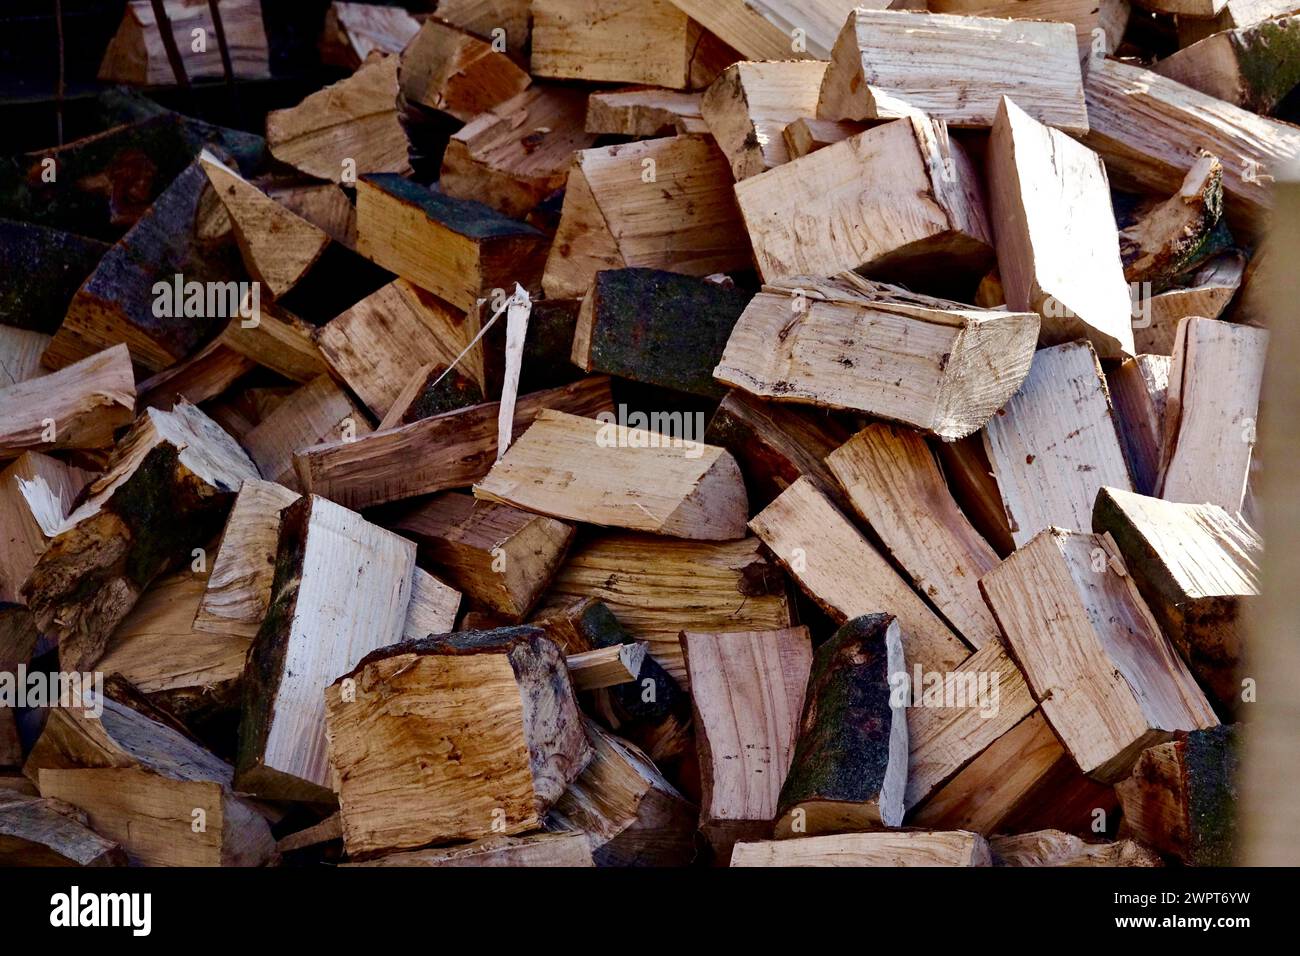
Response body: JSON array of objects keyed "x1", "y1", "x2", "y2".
[{"x1": 0, "y1": 0, "x2": 1287, "y2": 867}]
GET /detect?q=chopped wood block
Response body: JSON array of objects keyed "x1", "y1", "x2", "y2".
[
  {"x1": 0, "y1": 221, "x2": 109, "y2": 334},
  {"x1": 441, "y1": 86, "x2": 598, "y2": 219},
  {"x1": 1108, "y1": 355, "x2": 1171, "y2": 498},
  {"x1": 46, "y1": 161, "x2": 243, "y2": 372},
  {"x1": 431, "y1": 0, "x2": 532, "y2": 56},
  {"x1": 781, "y1": 116, "x2": 867, "y2": 158},
  {"x1": 263, "y1": 181, "x2": 357, "y2": 249},
  {"x1": 1083, "y1": 58, "x2": 1300, "y2": 240},
  {"x1": 199, "y1": 152, "x2": 330, "y2": 299},
  {"x1": 194, "y1": 479, "x2": 300, "y2": 637},
  {"x1": 266, "y1": 54, "x2": 411, "y2": 183},
  {"x1": 715, "y1": 275, "x2": 1035, "y2": 439},
  {"x1": 566, "y1": 643, "x2": 647, "y2": 691},
  {"x1": 903, "y1": 641, "x2": 1036, "y2": 812},
  {"x1": 320, "y1": 2, "x2": 421, "y2": 69},
  {"x1": 749, "y1": 477, "x2": 972, "y2": 673},
  {"x1": 402, "y1": 567, "x2": 462, "y2": 640},
  {"x1": 235, "y1": 495, "x2": 417, "y2": 801},
  {"x1": 818, "y1": 10, "x2": 1087, "y2": 132},
  {"x1": 399, "y1": 18, "x2": 531, "y2": 121},
  {"x1": 573, "y1": 268, "x2": 750, "y2": 397},
  {"x1": 935, "y1": 435, "x2": 1017, "y2": 558},
  {"x1": 982, "y1": 341, "x2": 1134, "y2": 547},
  {"x1": 1120, "y1": 155, "x2": 1229, "y2": 293},
  {"x1": 135, "y1": 339, "x2": 255, "y2": 412},
  {"x1": 242, "y1": 375, "x2": 370, "y2": 489},
  {"x1": 682, "y1": 626, "x2": 811, "y2": 851},
  {"x1": 325, "y1": 626, "x2": 592, "y2": 856},
  {"x1": 0, "y1": 452, "x2": 91, "y2": 603},
  {"x1": 0, "y1": 325, "x2": 51, "y2": 385},
  {"x1": 990, "y1": 830, "x2": 1163, "y2": 867},
  {"x1": 0, "y1": 793, "x2": 126, "y2": 867},
  {"x1": 1178, "y1": 0, "x2": 1299, "y2": 44},
  {"x1": 774, "y1": 614, "x2": 905, "y2": 836},
  {"x1": 218, "y1": 301, "x2": 330, "y2": 384},
  {"x1": 543, "y1": 135, "x2": 749, "y2": 299},
  {"x1": 666, "y1": 0, "x2": 867, "y2": 60},
  {"x1": 1115, "y1": 725, "x2": 1239, "y2": 865},
  {"x1": 531, "y1": 0, "x2": 734, "y2": 89},
  {"x1": 585, "y1": 88, "x2": 707, "y2": 136},
  {"x1": 733, "y1": 119, "x2": 993, "y2": 285},
  {"x1": 348, "y1": 832, "x2": 594, "y2": 867},
  {"x1": 731, "y1": 830, "x2": 992, "y2": 866},
  {"x1": 980, "y1": 527, "x2": 1219, "y2": 781},
  {"x1": 552, "y1": 720, "x2": 697, "y2": 866},
  {"x1": 1139, "y1": 255, "x2": 1243, "y2": 355},
  {"x1": 702, "y1": 60, "x2": 828, "y2": 180},
  {"x1": 827, "y1": 423, "x2": 1002, "y2": 648},
  {"x1": 376, "y1": 362, "x2": 484, "y2": 428},
  {"x1": 987, "y1": 97, "x2": 1134, "y2": 360},
  {"x1": 1158, "y1": 317, "x2": 1268, "y2": 514},
  {"x1": 1093, "y1": 487, "x2": 1259, "y2": 711},
  {"x1": 98, "y1": 0, "x2": 270, "y2": 85},
  {"x1": 704, "y1": 389, "x2": 851, "y2": 510},
  {"x1": 393, "y1": 492, "x2": 573, "y2": 621},
  {"x1": 294, "y1": 377, "x2": 613, "y2": 510},
  {"x1": 22, "y1": 402, "x2": 258, "y2": 672},
  {"x1": 474, "y1": 409, "x2": 749, "y2": 540},
  {"x1": 356, "y1": 174, "x2": 547, "y2": 312},
  {"x1": 928, "y1": 0, "x2": 1131, "y2": 57}
]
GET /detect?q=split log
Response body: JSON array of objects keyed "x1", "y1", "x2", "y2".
[
  {"x1": 566, "y1": 643, "x2": 647, "y2": 691},
  {"x1": 376, "y1": 363, "x2": 483, "y2": 428},
  {"x1": 0, "y1": 453, "x2": 90, "y2": 603},
  {"x1": 217, "y1": 301, "x2": 330, "y2": 384},
  {"x1": 817, "y1": 10, "x2": 1087, "y2": 132},
  {"x1": 774, "y1": 614, "x2": 906, "y2": 836},
  {"x1": 827, "y1": 423, "x2": 1002, "y2": 648},
  {"x1": 262, "y1": 181, "x2": 357, "y2": 249},
  {"x1": 731, "y1": 830, "x2": 992, "y2": 866},
  {"x1": 701, "y1": 60, "x2": 827, "y2": 179},
  {"x1": 1158, "y1": 316, "x2": 1268, "y2": 514},
  {"x1": 665, "y1": 0, "x2": 869, "y2": 61},
  {"x1": 235, "y1": 494, "x2": 418, "y2": 802},
  {"x1": 543, "y1": 135, "x2": 749, "y2": 299},
  {"x1": 399, "y1": 19, "x2": 531, "y2": 121},
  {"x1": 585, "y1": 88, "x2": 707, "y2": 136},
  {"x1": 732, "y1": 119, "x2": 993, "y2": 285},
  {"x1": 1115, "y1": 725, "x2": 1239, "y2": 865},
  {"x1": 440, "y1": 86, "x2": 597, "y2": 219},
  {"x1": 749, "y1": 477, "x2": 972, "y2": 673},
  {"x1": 135, "y1": 339, "x2": 254, "y2": 412},
  {"x1": 392, "y1": 492, "x2": 573, "y2": 621},
  {"x1": 531, "y1": 0, "x2": 734, "y2": 89},
  {"x1": 981, "y1": 341, "x2": 1133, "y2": 547},
  {"x1": 293, "y1": 377, "x2": 614, "y2": 510},
  {"x1": 0, "y1": 344, "x2": 132, "y2": 459},
  {"x1": 928, "y1": 0, "x2": 1131, "y2": 57},
  {"x1": 356, "y1": 173, "x2": 547, "y2": 312},
  {"x1": 990, "y1": 830, "x2": 1162, "y2": 867},
  {"x1": 1093, "y1": 486, "x2": 1260, "y2": 711},
  {"x1": 681, "y1": 625, "x2": 812, "y2": 853},
  {"x1": 474, "y1": 410, "x2": 749, "y2": 540},
  {"x1": 324, "y1": 626, "x2": 592, "y2": 857},
  {"x1": 0, "y1": 221, "x2": 108, "y2": 334},
  {"x1": 1119, "y1": 153, "x2": 1229, "y2": 292},
  {"x1": 0, "y1": 326, "x2": 50, "y2": 385},
  {"x1": 934, "y1": 436, "x2": 1017, "y2": 557},
  {"x1": 1178, "y1": 0, "x2": 1300, "y2": 44},
  {"x1": 402, "y1": 567, "x2": 463, "y2": 640},
  {"x1": 781, "y1": 116, "x2": 866, "y2": 158},
  {"x1": 431, "y1": 0, "x2": 531, "y2": 56},
  {"x1": 242, "y1": 375, "x2": 371, "y2": 489},
  {"x1": 1138, "y1": 254, "x2": 1244, "y2": 355},
  {"x1": 0, "y1": 793, "x2": 127, "y2": 867},
  {"x1": 98, "y1": 0, "x2": 270, "y2": 85},
  {"x1": 987, "y1": 96, "x2": 1134, "y2": 359},
  {"x1": 22, "y1": 402, "x2": 259, "y2": 672},
  {"x1": 980, "y1": 527, "x2": 1219, "y2": 781},
  {"x1": 573, "y1": 269, "x2": 750, "y2": 398},
  {"x1": 348, "y1": 832, "x2": 594, "y2": 867},
  {"x1": 266, "y1": 54, "x2": 411, "y2": 183},
  {"x1": 714, "y1": 276, "x2": 1036, "y2": 440},
  {"x1": 1108, "y1": 354, "x2": 1171, "y2": 496},
  {"x1": 320, "y1": 2, "x2": 422, "y2": 69},
  {"x1": 1082, "y1": 57, "x2": 1300, "y2": 240}
]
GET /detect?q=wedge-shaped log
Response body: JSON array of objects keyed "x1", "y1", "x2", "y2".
[
  {"x1": 982, "y1": 341, "x2": 1133, "y2": 547},
  {"x1": 1093, "y1": 487, "x2": 1259, "y2": 711},
  {"x1": 731, "y1": 830, "x2": 992, "y2": 866},
  {"x1": 320, "y1": 1, "x2": 421, "y2": 69},
  {"x1": 399, "y1": 18, "x2": 531, "y2": 121},
  {"x1": 0, "y1": 452, "x2": 90, "y2": 603},
  {"x1": 987, "y1": 97, "x2": 1134, "y2": 360},
  {"x1": 294, "y1": 377, "x2": 613, "y2": 510},
  {"x1": 1083, "y1": 58, "x2": 1300, "y2": 240},
  {"x1": 356, "y1": 174, "x2": 547, "y2": 312},
  {"x1": 218, "y1": 302, "x2": 329, "y2": 385},
  {"x1": 566, "y1": 643, "x2": 647, "y2": 691},
  {"x1": 242, "y1": 375, "x2": 371, "y2": 490},
  {"x1": 1140, "y1": 257, "x2": 1243, "y2": 354},
  {"x1": 235, "y1": 495, "x2": 417, "y2": 802},
  {"x1": 715, "y1": 276, "x2": 1036, "y2": 440},
  {"x1": 0, "y1": 793, "x2": 126, "y2": 867},
  {"x1": 266, "y1": 54, "x2": 410, "y2": 183},
  {"x1": 981, "y1": 528, "x2": 1219, "y2": 781},
  {"x1": 325, "y1": 626, "x2": 592, "y2": 858},
  {"x1": 827, "y1": 423, "x2": 1002, "y2": 648},
  {"x1": 585, "y1": 88, "x2": 707, "y2": 136},
  {"x1": 22, "y1": 402, "x2": 258, "y2": 672},
  {"x1": 781, "y1": 116, "x2": 867, "y2": 158},
  {"x1": 394, "y1": 492, "x2": 572, "y2": 621},
  {"x1": 543, "y1": 135, "x2": 749, "y2": 299},
  {"x1": 573, "y1": 268, "x2": 751, "y2": 398},
  {"x1": 733, "y1": 119, "x2": 993, "y2": 285},
  {"x1": 682, "y1": 626, "x2": 812, "y2": 854},
  {"x1": 1158, "y1": 16, "x2": 1300, "y2": 114},
  {"x1": 474, "y1": 410, "x2": 748, "y2": 540},
  {"x1": 702, "y1": 60, "x2": 828, "y2": 180},
  {"x1": 1115, "y1": 725, "x2": 1239, "y2": 865},
  {"x1": 1158, "y1": 317, "x2": 1268, "y2": 514},
  {"x1": 1108, "y1": 355, "x2": 1171, "y2": 497},
  {"x1": 348, "y1": 832, "x2": 593, "y2": 867},
  {"x1": 818, "y1": 10, "x2": 1087, "y2": 132},
  {"x1": 98, "y1": 0, "x2": 269, "y2": 85},
  {"x1": 0, "y1": 344, "x2": 133, "y2": 458},
  {"x1": 990, "y1": 830, "x2": 1163, "y2": 867},
  {"x1": 667, "y1": 0, "x2": 874, "y2": 60},
  {"x1": 775, "y1": 614, "x2": 906, "y2": 836},
  {"x1": 749, "y1": 477, "x2": 972, "y2": 673}
]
